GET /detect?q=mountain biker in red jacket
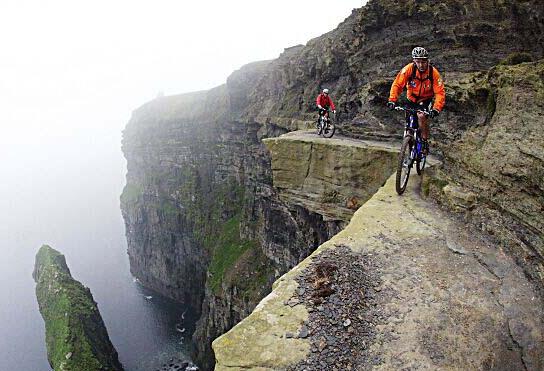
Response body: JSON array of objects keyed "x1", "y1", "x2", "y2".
[
  {"x1": 387, "y1": 47, "x2": 445, "y2": 154},
  {"x1": 316, "y1": 88, "x2": 336, "y2": 124}
]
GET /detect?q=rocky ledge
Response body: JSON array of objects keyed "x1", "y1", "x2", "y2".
[
  {"x1": 33, "y1": 245, "x2": 123, "y2": 371},
  {"x1": 213, "y1": 168, "x2": 544, "y2": 369},
  {"x1": 263, "y1": 132, "x2": 399, "y2": 222}
]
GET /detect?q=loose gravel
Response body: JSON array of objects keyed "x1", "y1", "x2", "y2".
[{"x1": 287, "y1": 244, "x2": 387, "y2": 370}]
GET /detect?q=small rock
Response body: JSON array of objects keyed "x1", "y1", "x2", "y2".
[
  {"x1": 65, "y1": 352, "x2": 72, "y2": 360},
  {"x1": 343, "y1": 319, "x2": 351, "y2": 327},
  {"x1": 287, "y1": 298, "x2": 300, "y2": 307},
  {"x1": 299, "y1": 325, "x2": 309, "y2": 338}
]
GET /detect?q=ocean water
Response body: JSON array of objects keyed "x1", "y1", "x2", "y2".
[{"x1": 0, "y1": 129, "x2": 196, "y2": 370}]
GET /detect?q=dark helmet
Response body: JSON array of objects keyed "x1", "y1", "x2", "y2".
[{"x1": 412, "y1": 47, "x2": 429, "y2": 59}]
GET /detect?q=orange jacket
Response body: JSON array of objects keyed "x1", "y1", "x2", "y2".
[{"x1": 389, "y1": 63, "x2": 445, "y2": 111}]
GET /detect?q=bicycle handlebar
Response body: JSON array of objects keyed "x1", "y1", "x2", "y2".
[
  {"x1": 318, "y1": 107, "x2": 336, "y2": 114},
  {"x1": 394, "y1": 106, "x2": 430, "y2": 116}
]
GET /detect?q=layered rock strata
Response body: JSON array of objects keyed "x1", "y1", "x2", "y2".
[
  {"x1": 121, "y1": 91, "x2": 345, "y2": 370},
  {"x1": 33, "y1": 245, "x2": 123, "y2": 371},
  {"x1": 121, "y1": 1, "x2": 544, "y2": 369},
  {"x1": 423, "y1": 60, "x2": 544, "y2": 287},
  {"x1": 263, "y1": 132, "x2": 398, "y2": 221}
]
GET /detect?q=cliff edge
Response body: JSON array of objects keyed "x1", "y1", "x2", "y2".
[
  {"x1": 33, "y1": 245, "x2": 123, "y2": 371},
  {"x1": 213, "y1": 154, "x2": 543, "y2": 370},
  {"x1": 120, "y1": 0, "x2": 544, "y2": 369}
]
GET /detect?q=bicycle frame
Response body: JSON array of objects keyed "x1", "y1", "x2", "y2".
[
  {"x1": 394, "y1": 105, "x2": 429, "y2": 194},
  {"x1": 399, "y1": 107, "x2": 428, "y2": 162}
]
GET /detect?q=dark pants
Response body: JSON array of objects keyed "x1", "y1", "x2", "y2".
[{"x1": 318, "y1": 107, "x2": 329, "y2": 120}]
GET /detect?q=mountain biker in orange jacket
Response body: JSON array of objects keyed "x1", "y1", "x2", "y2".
[
  {"x1": 387, "y1": 47, "x2": 445, "y2": 154},
  {"x1": 316, "y1": 88, "x2": 336, "y2": 124}
]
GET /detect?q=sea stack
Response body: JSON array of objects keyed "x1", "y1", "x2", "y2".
[{"x1": 33, "y1": 245, "x2": 123, "y2": 371}]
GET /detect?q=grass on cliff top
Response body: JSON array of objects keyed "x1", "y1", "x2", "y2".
[
  {"x1": 120, "y1": 183, "x2": 143, "y2": 204},
  {"x1": 34, "y1": 245, "x2": 113, "y2": 371},
  {"x1": 207, "y1": 215, "x2": 258, "y2": 293}
]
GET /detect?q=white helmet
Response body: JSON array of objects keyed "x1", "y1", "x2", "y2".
[
  {"x1": 322, "y1": 88, "x2": 329, "y2": 94},
  {"x1": 411, "y1": 46, "x2": 429, "y2": 59}
]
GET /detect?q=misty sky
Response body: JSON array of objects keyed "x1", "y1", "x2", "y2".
[
  {"x1": 0, "y1": 0, "x2": 366, "y2": 261},
  {"x1": 2, "y1": 0, "x2": 364, "y2": 138},
  {"x1": 0, "y1": 1, "x2": 366, "y2": 368}
]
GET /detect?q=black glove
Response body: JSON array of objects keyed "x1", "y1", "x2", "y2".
[
  {"x1": 387, "y1": 101, "x2": 396, "y2": 110},
  {"x1": 429, "y1": 109, "x2": 440, "y2": 119}
]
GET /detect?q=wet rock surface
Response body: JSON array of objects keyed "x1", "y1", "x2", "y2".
[{"x1": 287, "y1": 245, "x2": 385, "y2": 370}]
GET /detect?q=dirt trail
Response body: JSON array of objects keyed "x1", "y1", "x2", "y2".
[{"x1": 341, "y1": 173, "x2": 544, "y2": 370}]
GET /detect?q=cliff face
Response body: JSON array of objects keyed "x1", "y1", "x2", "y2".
[
  {"x1": 263, "y1": 132, "x2": 399, "y2": 221},
  {"x1": 33, "y1": 245, "x2": 123, "y2": 371},
  {"x1": 121, "y1": 0, "x2": 544, "y2": 369},
  {"x1": 423, "y1": 60, "x2": 544, "y2": 284},
  {"x1": 121, "y1": 83, "x2": 342, "y2": 369}
]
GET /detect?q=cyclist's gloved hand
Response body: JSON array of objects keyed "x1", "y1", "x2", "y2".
[
  {"x1": 317, "y1": 105, "x2": 323, "y2": 110},
  {"x1": 387, "y1": 101, "x2": 396, "y2": 110},
  {"x1": 429, "y1": 109, "x2": 440, "y2": 119},
  {"x1": 332, "y1": 110, "x2": 336, "y2": 114}
]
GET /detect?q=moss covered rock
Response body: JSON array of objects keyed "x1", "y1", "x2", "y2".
[{"x1": 33, "y1": 245, "x2": 123, "y2": 371}]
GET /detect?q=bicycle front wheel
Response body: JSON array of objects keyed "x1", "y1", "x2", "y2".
[
  {"x1": 322, "y1": 119, "x2": 335, "y2": 138},
  {"x1": 316, "y1": 118, "x2": 323, "y2": 135},
  {"x1": 396, "y1": 136, "x2": 412, "y2": 195}
]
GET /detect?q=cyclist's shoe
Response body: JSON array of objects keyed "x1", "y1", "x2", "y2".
[{"x1": 422, "y1": 140, "x2": 429, "y2": 156}]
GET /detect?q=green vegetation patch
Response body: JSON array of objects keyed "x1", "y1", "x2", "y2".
[
  {"x1": 499, "y1": 52, "x2": 533, "y2": 66},
  {"x1": 226, "y1": 245, "x2": 275, "y2": 302},
  {"x1": 120, "y1": 183, "x2": 143, "y2": 204},
  {"x1": 207, "y1": 215, "x2": 258, "y2": 293},
  {"x1": 421, "y1": 172, "x2": 449, "y2": 198}
]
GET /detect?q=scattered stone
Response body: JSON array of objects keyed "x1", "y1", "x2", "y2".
[
  {"x1": 299, "y1": 325, "x2": 309, "y2": 338},
  {"x1": 287, "y1": 245, "x2": 386, "y2": 370}
]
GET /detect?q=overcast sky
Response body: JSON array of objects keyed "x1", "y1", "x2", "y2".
[
  {"x1": 1, "y1": 3, "x2": 368, "y2": 368},
  {"x1": 0, "y1": 0, "x2": 366, "y2": 249},
  {"x1": 2, "y1": 1, "x2": 364, "y2": 139}
]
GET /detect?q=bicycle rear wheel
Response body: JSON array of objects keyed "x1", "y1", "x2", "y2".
[
  {"x1": 322, "y1": 119, "x2": 335, "y2": 138},
  {"x1": 396, "y1": 136, "x2": 412, "y2": 195}
]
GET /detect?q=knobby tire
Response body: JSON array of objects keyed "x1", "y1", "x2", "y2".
[
  {"x1": 317, "y1": 118, "x2": 324, "y2": 135},
  {"x1": 396, "y1": 136, "x2": 412, "y2": 195},
  {"x1": 322, "y1": 118, "x2": 335, "y2": 138}
]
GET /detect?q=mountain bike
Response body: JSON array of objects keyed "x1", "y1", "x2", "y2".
[
  {"x1": 394, "y1": 106, "x2": 429, "y2": 195},
  {"x1": 316, "y1": 108, "x2": 336, "y2": 138}
]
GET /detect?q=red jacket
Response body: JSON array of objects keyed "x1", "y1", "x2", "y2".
[{"x1": 316, "y1": 93, "x2": 335, "y2": 110}]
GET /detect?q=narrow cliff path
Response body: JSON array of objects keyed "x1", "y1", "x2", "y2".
[{"x1": 213, "y1": 133, "x2": 544, "y2": 370}]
